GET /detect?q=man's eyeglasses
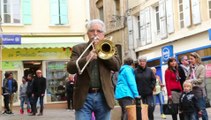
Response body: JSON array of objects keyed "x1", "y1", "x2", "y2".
[{"x1": 88, "y1": 29, "x2": 103, "y2": 33}]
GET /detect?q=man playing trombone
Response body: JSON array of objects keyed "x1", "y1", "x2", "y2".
[{"x1": 67, "y1": 19, "x2": 121, "y2": 120}]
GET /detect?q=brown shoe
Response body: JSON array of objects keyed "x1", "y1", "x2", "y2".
[{"x1": 37, "y1": 113, "x2": 43, "y2": 116}]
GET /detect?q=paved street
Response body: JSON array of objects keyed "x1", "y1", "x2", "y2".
[{"x1": 0, "y1": 106, "x2": 210, "y2": 120}]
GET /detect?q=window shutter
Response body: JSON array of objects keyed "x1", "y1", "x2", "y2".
[
  {"x1": 183, "y1": 0, "x2": 191, "y2": 27},
  {"x1": 50, "y1": 0, "x2": 59, "y2": 24},
  {"x1": 159, "y1": 0, "x2": 167, "y2": 39},
  {"x1": 127, "y1": 16, "x2": 133, "y2": 49},
  {"x1": 166, "y1": 0, "x2": 174, "y2": 33},
  {"x1": 22, "y1": 0, "x2": 32, "y2": 24},
  {"x1": 191, "y1": 0, "x2": 201, "y2": 25},
  {"x1": 145, "y1": 7, "x2": 152, "y2": 44},
  {"x1": 140, "y1": 11, "x2": 146, "y2": 46},
  {"x1": 60, "y1": 0, "x2": 68, "y2": 24}
]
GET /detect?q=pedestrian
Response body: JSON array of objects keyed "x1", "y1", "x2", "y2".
[
  {"x1": 2, "y1": 72, "x2": 13, "y2": 114},
  {"x1": 3, "y1": 72, "x2": 18, "y2": 114},
  {"x1": 26, "y1": 74, "x2": 34, "y2": 114},
  {"x1": 178, "y1": 55, "x2": 190, "y2": 89},
  {"x1": 179, "y1": 80, "x2": 201, "y2": 120},
  {"x1": 165, "y1": 57, "x2": 183, "y2": 120},
  {"x1": 115, "y1": 57, "x2": 140, "y2": 120},
  {"x1": 19, "y1": 76, "x2": 30, "y2": 114},
  {"x1": 187, "y1": 52, "x2": 208, "y2": 120},
  {"x1": 134, "y1": 56, "x2": 156, "y2": 120},
  {"x1": 30, "y1": 70, "x2": 46, "y2": 116},
  {"x1": 151, "y1": 67, "x2": 166, "y2": 119},
  {"x1": 67, "y1": 19, "x2": 121, "y2": 120},
  {"x1": 66, "y1": 74, "x2": 74, "y2": 111}
]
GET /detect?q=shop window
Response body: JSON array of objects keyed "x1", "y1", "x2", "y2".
[{"x1": 46, "y1": 61, "x2": 68, "y2": 102}]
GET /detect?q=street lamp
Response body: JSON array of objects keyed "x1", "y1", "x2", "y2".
[{"x1": 0, "y1": 15, "x2": 3, "y2": 112}]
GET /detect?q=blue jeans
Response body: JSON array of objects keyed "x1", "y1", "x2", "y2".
[
  {"x1": 184, "y1": 112, "x2": 197, "y2": 120},
  {"x1": 20, "y1": 96, "x2": 30, "y2": 110},
  {"x1": 195, "y1": 97, "x2": 208, "y2": 120},
  {"x1": 142, "y1": 95, "x2": 155, "y2": 120},
  {"x1": 75, "y1": 92, "x2": 111, "y2": 120},
  {"x1": 153, "y1": 92, "x2": 164, "y2": 114}
]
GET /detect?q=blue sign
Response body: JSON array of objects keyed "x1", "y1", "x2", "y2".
[
  {"x1": 162, "y1": 45, "x2": 173, "y2": 63},
  {"x1": 209, "y1": 29, "x2": 211, "y2": 40},
  {"x1": 2, "y1": 35, "x2": 21, "y2": 45}
]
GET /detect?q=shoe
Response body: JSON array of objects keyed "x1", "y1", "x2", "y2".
[
  {"x1": 29, "y1": 113, "x2": 36, "y2": 116},
  {"x1": 161, "y1": 114, "x2": 166, "y2": 119},
  {"x1": 20, "y1": 109, "x2": 24, "y2": 114},
  {"x1": 27, "y1": 109, "x2": 31, "y2": 113},
  {"x1": 37, "y1": 113, "x2": 43, "y2": 116},
  {"x1": 66, "y1": 109, "x2": 71, "y2": 112}
]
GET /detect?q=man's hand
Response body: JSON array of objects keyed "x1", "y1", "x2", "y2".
[{"x1": 86, "y1": 49, "x2": 97, "y2": 61}]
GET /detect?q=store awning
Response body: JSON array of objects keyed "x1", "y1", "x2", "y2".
[{"x1": 2, "y1": 36, "x2": 86, "y2": 49}]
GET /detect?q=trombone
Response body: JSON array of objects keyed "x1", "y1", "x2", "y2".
[{"x1": 76, "y1": 36, "x2": 115, "y2": 75}]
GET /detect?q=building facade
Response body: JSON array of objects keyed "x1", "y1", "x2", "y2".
[
  {"x1": 0, "y1": 0, "x2": 89, "y2": 109},
  {"x1": 89, "y1": 0, "x2": 129, "y2": 61},
  {"x1": 127, "y1": 0, "x2": 211, "y2": 100}
]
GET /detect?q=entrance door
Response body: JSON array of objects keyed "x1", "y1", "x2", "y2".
[{"x1": 23, "y1": 61, "x2": 42, "y2": 77}]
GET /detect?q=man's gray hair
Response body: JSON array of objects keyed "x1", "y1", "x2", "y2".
[
  {"x1": 138, "y1": 56, "x2": 147, "y2": 61},
  {"x1": 86, "y1": 19, "x2": 106, "y2": 33}
]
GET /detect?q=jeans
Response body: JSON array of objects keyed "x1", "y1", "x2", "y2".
[
  {"x1": 153, "y1": 92, "x2": 164, "y2": 114},
  {"x1": 20, "y1": 96, "x2": 30, "y2": 110},
  {"x1": 195, "y1": 97, "x2": 208, "y2": 120},
  {"x1": 183, "y1": 112, "x2": 197, "y2": 120},
  {"x1": 142, "y1": 95, "x2": 155, "y2": 120},
  {"x1": 75, "y1": 92, "x2": 111, "y2": 120},
  {"x1": 118, "y1": 97, "x2": 133, "y2": 120}
]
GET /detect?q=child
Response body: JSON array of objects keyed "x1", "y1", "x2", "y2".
[
  {"x1": 179, "y1": 80, "x2": 202, "y2": 120},
  {"x1": 19, "y1": 77, "x2": 30, "y2": 114}
]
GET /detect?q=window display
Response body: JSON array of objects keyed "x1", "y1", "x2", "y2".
[{"x1": 46, "y1": 61, "x2": 68, "y2": 102}]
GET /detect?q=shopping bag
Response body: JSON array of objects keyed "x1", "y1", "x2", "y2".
[
  {"x1": 141, "y1": 104, "x2": 148, "y2": 120},
  {"x1": 163, "y1": 102, "x2": 178, "y2": 115},
  {"x1": 125, "y1": 104, "x2": 148, "y2": 120}
]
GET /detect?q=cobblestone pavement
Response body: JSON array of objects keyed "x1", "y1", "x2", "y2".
[{"x1": 0, "y1": 107, "x2": 210, "y2": 120}]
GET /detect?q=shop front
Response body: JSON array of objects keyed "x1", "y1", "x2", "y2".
[{"x1": 1, "y1": 36, "x2": 85, "y2": 108}]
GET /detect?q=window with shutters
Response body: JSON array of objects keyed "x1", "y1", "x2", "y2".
[
  {"x1": 114, "y1": 0, "x2": 120, "y2": 16},
  {"x1": 50, "y1": 0, "x2": 68, "y2": 25},
  {"x1": 179, "y1": 0, "x2": 184, "y2": 28},
  {"x1": 155, "y1": 6, "x2": 160, "y2": 34},
  {"x1": 209, "y1": 0, "x2": 211, "y2": 18},
  {"x1": 0, "y1": 0, "x2": 21, "y2": 24}
]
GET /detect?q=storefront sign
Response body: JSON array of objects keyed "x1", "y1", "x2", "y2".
[
  {"x1": 206, "y1": 64, "x2": 211, "y2": 78},
  {"x1": 2, "y1": 61, "x2": 22, "y2": 69},
  {"x1": 2, "y1": 35, "x2": 21, "y2": 45},
  {"x1": 161, "y1": 45, "x2": 173, "y2": 63},
  {"x1": 209, "y1": 29, "x2": 211, "y2": 40},
  {"x1": 2, "y1": 48, "x2": 72, "y2": 61}
]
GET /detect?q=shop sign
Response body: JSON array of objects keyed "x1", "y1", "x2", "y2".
[
  {"x1": 2, "y1": 35, "x2": 21, "y2": 45},
  {"x1": 161, "y1": 45, "x2": 173, "y2": 63},
  {"x1": 206, "y1": 64, "x2": 211, "y2": 78},
  {"x1": 2, "y1": 61, "x2": 22, "y2": 69},
  {"x1": 209, "y1": 29, "x2": 211, "y2": 40}
]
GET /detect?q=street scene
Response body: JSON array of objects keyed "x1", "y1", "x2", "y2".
[{"x1": 1, "y1": 0, "x2": 211, "y2": 120}]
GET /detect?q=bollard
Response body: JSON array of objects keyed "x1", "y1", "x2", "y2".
[{"x1": 135, "y1": 97, "x2": 142, "y2": 120}]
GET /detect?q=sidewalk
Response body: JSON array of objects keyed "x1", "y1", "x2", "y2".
[{"x1": 0, "y1": 106, "x2": 210, "y2": 120}]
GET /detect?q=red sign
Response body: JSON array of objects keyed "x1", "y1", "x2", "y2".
[{"x1": 206, "y1": 64, "x2": 211, "y2": 78}]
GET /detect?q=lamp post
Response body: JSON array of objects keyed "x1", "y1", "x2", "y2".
[{"x1": 0, "y1": 16, "x2": 3, "y2": 112}]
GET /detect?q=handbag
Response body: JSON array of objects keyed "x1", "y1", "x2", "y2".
[
  {"x1": 163, "y1": 101, "x2": 178, "y2": 115},
  {"x1": 206, "y1": 97, "x2": 211, "y2": 108}
]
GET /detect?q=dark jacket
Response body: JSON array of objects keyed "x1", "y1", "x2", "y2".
[
  {"x1": 2, "y1": 78, "x2": 18, "y2": 95},
  {"x1": 135, "y1": 66, "x2": 156, "y2": 98},
  {"x1": 178, "y1": 65, "x2": 186, "y2": 89},
  {"x1": 26, "y1": 80, "x2": 34, "y2": 97},
  {"x1": 32, "y1": 76, "x2": 46, "y2": 96},
  {"x1": 67, "y1": 42, "x2": 121, "y2": 110},
  {"x1": 66, "y1": 81, "x2": 74, "y2": 95},
  {"x1": 179, "y1": 91, "x2": 200, "y2": 113}
]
